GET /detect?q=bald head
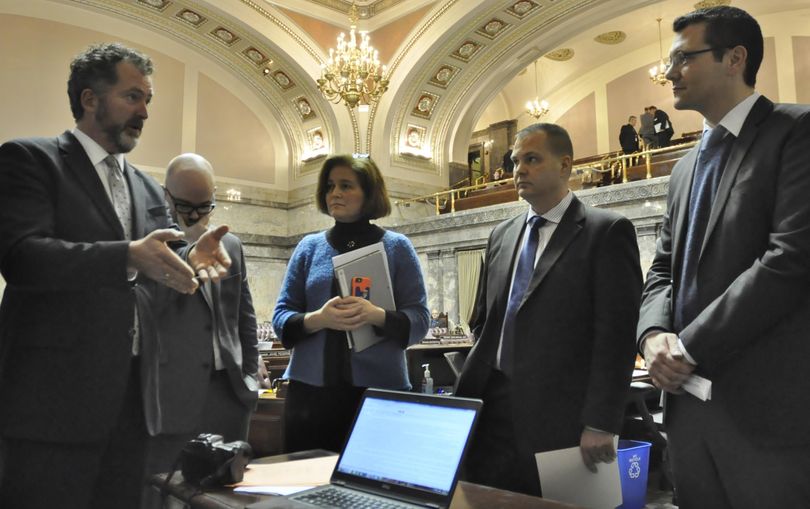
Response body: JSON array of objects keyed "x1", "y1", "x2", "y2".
[{"x1": 164, "y1": 153, "x2": 216, "y2": 232}]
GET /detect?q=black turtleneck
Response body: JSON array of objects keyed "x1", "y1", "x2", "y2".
[{"x1": 282, "y1": 219, "x2": 411, "y2": 386}]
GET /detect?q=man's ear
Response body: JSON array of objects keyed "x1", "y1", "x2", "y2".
[
  {"x1": 560, "y1": 155, "x2": 573, "y2": 179},
  {"x1": 80, "y1": 88, "x2": 98, "y2": 115},
  {"x1": 726, "y1": 45, "x2": 748, "y2": 78}
]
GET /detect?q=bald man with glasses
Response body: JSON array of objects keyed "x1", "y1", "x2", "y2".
[{"x1": 142, "y1": 154, "x2": 258, "y2": 508}]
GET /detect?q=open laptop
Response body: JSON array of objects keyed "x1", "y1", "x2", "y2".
[{"x1": 248, "y1": 388, "x2": 482, "y2": 509}]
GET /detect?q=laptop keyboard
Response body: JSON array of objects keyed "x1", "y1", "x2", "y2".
[{"x1": 293, "y1": 486, "x2": 415, "y2": 509}]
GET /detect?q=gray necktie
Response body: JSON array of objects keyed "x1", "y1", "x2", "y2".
[
  {"x1": 104, "y1": 155, "x2": 132, "y2": 240},
  {"x1": 104, "y1": 155, "x2": 139, "y2": 355}
]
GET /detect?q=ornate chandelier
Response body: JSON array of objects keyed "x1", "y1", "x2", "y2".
[
  {"x1": 316, "y1": 3, "x2": 389, "y2": 108},
  {"x1": 649, "y1": 18, "x2": 669, "y2": 86},
  {"x1": 525, "y1": 60, "x2": 550, "y2": 119}
]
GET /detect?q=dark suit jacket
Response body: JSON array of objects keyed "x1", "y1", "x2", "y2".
[
  {"x1": 619, "y1": 124, "x2": 640, "y2": 154},
  {"x1": 153, "y1": 232, "x2": 259, "y2": 434},
  {"x1": 457, "y1": 196, "x2": 641, "y2": 454},
  {"x1": 638, "y1": 96, "x2": 810, "y2": 445},
  {"x1": 0, "y1": 131, "x2": 179, "y2": 443}
]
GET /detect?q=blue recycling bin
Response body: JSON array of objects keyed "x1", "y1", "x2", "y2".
[{"x1": 616, "y1": 440, "x2": 651, "y2": 509}]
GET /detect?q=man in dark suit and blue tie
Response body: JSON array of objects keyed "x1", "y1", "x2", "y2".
[
  {"x1": 638, "y1": 6, "x2": 810, "y2": 508},
  {"x1": 456, "y1": 123, "x2": 642, "y2": 496},
  {"x1": 143, "y1": 154, "x2": 259, "y2": 505},
  {"x1": 0, "y1": 43, "x2": 231, "y2": 509}
]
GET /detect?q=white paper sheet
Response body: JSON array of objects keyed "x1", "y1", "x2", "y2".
[
  {"x1": 233, "y1": 485, "x2": 313, "y2": 496},
  {"x1": 535, "y1": 436, "x2": 622, "y2": 509}
]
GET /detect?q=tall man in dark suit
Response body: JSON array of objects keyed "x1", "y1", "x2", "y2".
[
  {"x1": 619, "y1": 115, "x2": 640, "y2": 154},
  {"x1": 0, "y1": 43, "x2": 231, "y2": 509},
  {"x1": 651, "y1": 105, "x2": 675, "y2": 147},
  {"x1": 457, "y1": 123, "x2": 642, "y2": 496},
  {"x1": 638, "y1": 7, "x2": 810, "y2": 508},
  {"x1": 143, "y1": 154, "x2": 259, "y2": 502}
]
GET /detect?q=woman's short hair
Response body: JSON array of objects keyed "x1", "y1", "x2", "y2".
[{"x1": 315, "y1": 154, "x2": 391, "y2": 219}]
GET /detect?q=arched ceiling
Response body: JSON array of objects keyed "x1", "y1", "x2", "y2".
[{"x1": 6, "y1": 0, "x2": 810, "y2": 196}]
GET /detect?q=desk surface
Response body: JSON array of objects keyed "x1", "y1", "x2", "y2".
[{"x1": 150, "y1": 450, "x2": 583, "y2": 509}]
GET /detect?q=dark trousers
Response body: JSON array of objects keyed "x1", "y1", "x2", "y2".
[
  {"x1": 463, "y1": 370, "x2": 541, "y2": 497},
  {"x1": 142, "y1": 369, "x2": 252, "y2": 509},
  {"x1": 284, "y1": 380, "x2": 365, "y2": 454},
  {"x1": 0, "y1": 358, "x2": 147, "y2": 509},
  {"x1": 667, "y1": 393, "x2": 810, "y2": 509}
]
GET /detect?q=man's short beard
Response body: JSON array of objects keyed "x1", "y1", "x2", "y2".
[{"x1": 95, "y1": 99, "x2": 139, "y2": 153}]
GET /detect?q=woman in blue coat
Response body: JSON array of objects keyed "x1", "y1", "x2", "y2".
[{"x1": 273, "y1": 154, "x2": 430, "y2": 453}]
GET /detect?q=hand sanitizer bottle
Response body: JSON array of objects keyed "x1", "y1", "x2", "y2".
[{"x1": 421, "y1": 363, "x2": 433, "y2": 394}]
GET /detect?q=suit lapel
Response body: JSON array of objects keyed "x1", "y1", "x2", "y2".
[
  {"x1": 126, "y1": 162, "x2": 146, "y2": 240},
  {"x1": 491, "y1": 214, "x2": 526, "y2": 313},
  {"x1": 700, "y1": 96, "x2": 773, "y2": 257},
  {"x1": 671, "y1": 148, "x2": 699, "y2": 273},
  {"x1": 521, "y1": 197, "x2": 584, "y2": 308},
  {"x1": 58, "y1": 131, "x2": 124, "y2": 238}
]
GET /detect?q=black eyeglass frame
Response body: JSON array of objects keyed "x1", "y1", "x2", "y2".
[
  {"x1": 667, "y1": 47, "x2": 723, "y2": 69},
  {"x1": 164, "y1": 187, "x2": 217, "y2": 216}
]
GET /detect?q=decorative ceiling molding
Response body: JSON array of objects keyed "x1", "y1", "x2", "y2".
[
  {"x1": 594, "y1": 30, "x2": 627, "y2": 44},
  {"x1": 694, "y1": 0, "x2": 731, "y2": 9},
  {"x1": 545, "y1": 48, "x2": 575, "y2": 61}
]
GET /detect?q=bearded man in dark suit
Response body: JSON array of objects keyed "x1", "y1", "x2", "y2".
[
  {"x1": 457, "y1": 123, "x2": 641, "y2": 496},
  {"x1": 639, "y1": 7, "x2": 810, "y2": 508},
  {"x1": 0, "y1": 43, "x2": 230, "y2": 509}
]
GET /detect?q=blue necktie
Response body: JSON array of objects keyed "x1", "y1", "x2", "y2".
[
  {"x1": 674, "y1": 126, "x2": 735, "y2": 331},
  {"x1": 500, "y1": 215, "x2": 546, "y2": 376}
]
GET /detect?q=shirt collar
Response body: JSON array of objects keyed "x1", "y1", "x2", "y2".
[
  {"x1": 527, "y1": 190, "x2": 573, "y2": 225},
  {"x1": 703, "y1": 91, "x2": 761, "y2": 137},
  {"x1": 72, "y1": 127, "x2": 126, "y2": 170}
]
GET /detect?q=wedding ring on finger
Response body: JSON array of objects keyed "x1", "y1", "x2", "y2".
[{"x1": 163, "y1": 272, "x2": 170, "y2": 281}]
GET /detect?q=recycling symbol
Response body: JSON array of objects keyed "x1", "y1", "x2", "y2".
[{"x1": 628, "y1": 461, "x2": 641, "y2": 479}]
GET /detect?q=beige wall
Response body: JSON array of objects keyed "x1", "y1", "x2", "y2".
[
  {"x1": 794, "y1": 36, "x2": 810, "y2": 104},
  {"x1": 556, "y1": 93, "x2": 597, "y2": 160},
  {"x1": 0, "y1": 14, "x2": 184, "y2": 168},
  {"x1": 195, "y1": 73, "x2": 276, "y2": 185}
]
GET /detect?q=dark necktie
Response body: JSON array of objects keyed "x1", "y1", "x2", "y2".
[
  {"x1": 674, "y1": 126, "x2": 735, "y2": 331},
  {"x1": 500, "y1": 215, "x2": 546, "y2": 376}
]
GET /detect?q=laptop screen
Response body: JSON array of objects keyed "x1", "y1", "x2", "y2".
[{"x1": 335, "y1": 394, "x2": 478, "y2": 496}]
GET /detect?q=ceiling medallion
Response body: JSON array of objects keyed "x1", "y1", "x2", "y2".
[
  {"x1": 452, "y1": 41, "x2": 482, "y2": 62},
  {"x1": 506, "y1": 0, "x2": 539, "y2": 18},
  {"x1": 176, "y1": 9, "x2": 205, "y2": 27},
  {"x1": 594, "y1": 31, "x2": 627, "y2": 45},
  {"x1": 412, "y1": 92, "x2": 438, "y2": 119},
  {"x1": 210, "y1": 27, "x2": 239, "y2": 46},
  {"x1": 243, "y1": 47, "x2": 270, "y2": 66},
  {"x1": 137, "y1": 0, "x2": 170, "y2": 11},
  {"x1": 476, "y1": 19, "x2": 509, "y2": 40},
  {"x1": 271, "y1": 71, "x2": 295, "y2": 90},
  {"x1": 294, "y1": 97, "x2": 315, "y2": 120},
  {"x1": 428, "y1": 64, "x2": 459, "y2": 89},
  {"x1": 544, "y1": 48, "x2": 574, "y2": 61},
  {"x1": 694, "y1": 0, "x2": 731, "y2": 9}
]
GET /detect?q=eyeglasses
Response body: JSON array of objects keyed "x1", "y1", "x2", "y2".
[
  {"x1": 667, "y1": 47, "x2": 720, "y2": 69},
  {"x1": 164, "y1": 188, "x2": 216, "y2": 216}
]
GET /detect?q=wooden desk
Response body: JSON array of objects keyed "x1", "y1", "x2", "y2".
[{"x1": 149, "y1": 450, "x2": 583, "y2": 509}]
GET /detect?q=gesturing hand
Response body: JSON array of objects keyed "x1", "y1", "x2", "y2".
[
  {"x1": 188, "y1": 224, "x2": 232, "y2": 284},
  {"x1": 128, "y1": 229, "x2": 197, "y2": 294}
]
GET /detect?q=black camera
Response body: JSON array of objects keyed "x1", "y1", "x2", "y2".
[{"x1": 180, "y1": 433, "x2": 253, "y2": 487}]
